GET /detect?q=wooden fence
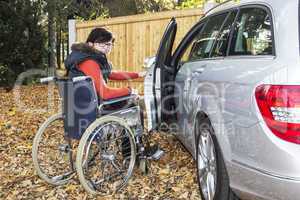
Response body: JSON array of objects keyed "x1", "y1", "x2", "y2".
[{"x1": 73, "y1": 8, "x2": 203, "y2": 94}]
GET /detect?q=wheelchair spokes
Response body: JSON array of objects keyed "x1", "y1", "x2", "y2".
[
  {"x1": 32, "y1": 113, "x2": 75, "y2": 185},
  {"x1": 76, "y1": 116, "x2": 136, "y2": 195}
]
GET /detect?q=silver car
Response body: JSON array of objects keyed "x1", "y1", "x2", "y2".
[{"x1": 144, "y1": 0, "x2": 300, "y2": 200}]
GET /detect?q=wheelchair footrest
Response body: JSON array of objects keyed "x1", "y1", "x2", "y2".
[{"x1": 145, "y1": 144, "x2": 164, "y2": 161}]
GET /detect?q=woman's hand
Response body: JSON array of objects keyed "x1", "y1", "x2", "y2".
[
  {"x1": 128, "y1": 87, "x2": 138, "y2": 95},
  {"x1": 131, "y1": 88, "x2": 139, "y2": 95},
  {"x1": 138, "y1": 71, "x2": 147, "y2": 78}
]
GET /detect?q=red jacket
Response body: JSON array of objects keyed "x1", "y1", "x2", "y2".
[{"x1": 78, "y1": 60, "x2": 139, "y2": 100}]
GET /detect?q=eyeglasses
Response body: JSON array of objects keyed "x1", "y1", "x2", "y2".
[{"x1": 94, "y1": 42, "x2": 114, "y2": 48}]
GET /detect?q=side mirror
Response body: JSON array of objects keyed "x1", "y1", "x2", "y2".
[{"x1": 143, "y1": 56, "x2": 156, "y2": 69}]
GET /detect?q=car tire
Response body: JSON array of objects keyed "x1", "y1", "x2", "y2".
[{"x1": 196, "y1": 118, "x2": 239, "y2": 200}]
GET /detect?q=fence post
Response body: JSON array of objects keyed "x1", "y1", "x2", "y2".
[{"x1": 68, "y1": 19, "x2": 76, "y2": 53}]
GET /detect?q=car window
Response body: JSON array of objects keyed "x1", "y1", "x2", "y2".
[
  {"x1": 211, "y1": 11, "x2": 237, "y2": 57},
  {"x1": 188, "y1": 12, "x2": 229, "y2": 61},
  {"x1": 179, "y1": 23, "x2": 205, "y2": 63},
  {"x1": 229, "y1": 7, "x2": 273, "y2": 56}
]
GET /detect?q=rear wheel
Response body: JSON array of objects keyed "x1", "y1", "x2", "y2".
[
  {"x1": 32, "y1": 113, "x2": 75, "y2": 185},
  {"x1": 196, "y1": 118, "x2": 239, "y2": 200},
  {"x1": 76, "y1": 116, "x2": 136, "y2": 195}
]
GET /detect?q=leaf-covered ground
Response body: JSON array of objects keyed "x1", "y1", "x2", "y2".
[{"x1": 0, "y1": 85, "x2": 201, "y2": 200}]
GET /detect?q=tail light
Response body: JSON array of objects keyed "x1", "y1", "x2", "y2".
[{"x1": 255, "y1": 85, "x2": 300, "y2": 144}]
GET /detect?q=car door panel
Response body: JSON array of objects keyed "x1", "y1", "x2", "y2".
[
  {"x1": 144, "y1": 19, "x2": 177, "y2": 132},
  {"x1": 176, "y1": 60, "x2": 225, "y2": 154},
  {"x1": 174, "y1": 11, "x2": 233, "y2": 154}
]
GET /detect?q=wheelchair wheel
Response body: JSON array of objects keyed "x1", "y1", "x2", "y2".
[
  {"x1": 76, "y1": 116, "x2": 136, "y2": 195},
  {"x1": 32, "y1": 113, "x2": 75, "y2": 185}
]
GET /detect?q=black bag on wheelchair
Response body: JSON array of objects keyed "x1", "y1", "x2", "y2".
[{"x1": 58, "y1": 77, "x2": 98, "y2": 140}]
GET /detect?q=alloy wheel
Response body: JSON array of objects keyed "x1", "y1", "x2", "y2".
[{"x1": 197, "y1": 128, "x2": 217, "y2": 200}]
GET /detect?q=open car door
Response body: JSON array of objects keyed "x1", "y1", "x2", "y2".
[{"x1": 144, "y1": 18, "x2": 177, "y2": 131}]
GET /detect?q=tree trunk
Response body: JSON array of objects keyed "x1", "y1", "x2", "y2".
[
  {"x1": 62, "y1": 38, "x2": 65, "y2": 63},
  {"x1": 47, "y1": 0, "x2": 57, "y2": 75},
  {"x1": 56, "y1": 22, "x2": 61, "y2": 69}
]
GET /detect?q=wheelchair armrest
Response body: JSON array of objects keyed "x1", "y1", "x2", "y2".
[
  {"x1": 72, "y1": 76, "x2": 91, "y2": 83},
  {"x1": 40, "y1": 76, "x2": 56, "y2": 83},
  {"x1": 98, "y1": 94, "x2": 139, "y2": 113},
  {"x1": 102, "y1": 94, "x2": 138, "y2": 105}
]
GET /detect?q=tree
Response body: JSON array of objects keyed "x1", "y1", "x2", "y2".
[
  {"x1": 176, "y1": 0, "x2": 205, "y2": 9},
  {"x1": 0, "y1": 0, "x2": 47, "y2": 88},
  {"x1": 136, "y1": 0, "x2": 176, "y2": 13},
  {"x1": 102, "y1": 0, "x2": 137, "y2": 17},
  {"x1": 46, "y1": 0, "x2": 57, "y2": 73}
]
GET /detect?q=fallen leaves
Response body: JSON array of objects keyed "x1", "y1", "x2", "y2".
[
  {"x1": 0, "y1": 85, "x2": 201, "y2": 199},
  {"x1": 7, "y1": 108, "x2": 16, "y2": 117}
]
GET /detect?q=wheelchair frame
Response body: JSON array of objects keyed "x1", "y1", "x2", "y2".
[{"x1": 32, "y1": 76, "x2": 158, "y2": 195}]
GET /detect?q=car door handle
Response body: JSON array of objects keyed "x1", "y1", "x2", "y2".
[
  {"x1": 192, "y1": 68, "x2": 205, "y2": 77},
  {"x1": 195, "y1": 68, "x2": 205, "y2": 73},
  {"x1": 192, "y1": 65, "x2": 207, "y2": 75}
]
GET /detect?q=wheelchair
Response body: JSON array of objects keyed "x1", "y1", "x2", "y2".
[{"x1": 32, "y1": 76, "x2": 163, "y2": 195}]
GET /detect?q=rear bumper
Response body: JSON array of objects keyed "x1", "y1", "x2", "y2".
[{"x1": 229, "y1": 161, "x2": 300, "y2": 200}]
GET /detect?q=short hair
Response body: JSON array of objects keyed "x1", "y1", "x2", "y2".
[{"x1": 86, "y1": 27, "x2": 115, "y2": 43}]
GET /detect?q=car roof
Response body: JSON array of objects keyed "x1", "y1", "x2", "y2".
[{"x1": 205, "y1": 0, "x2": 298, "y2": 16}]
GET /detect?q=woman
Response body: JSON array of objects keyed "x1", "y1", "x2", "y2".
[{"x1": 65, "y1": 27, "x2": 145, "y2": 100}]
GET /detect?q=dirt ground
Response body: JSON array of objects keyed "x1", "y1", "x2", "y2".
[{"x1": 0, "y1": 85, "x2": 201, "y2": 200}]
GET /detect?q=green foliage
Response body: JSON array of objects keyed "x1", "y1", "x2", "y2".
[
  {"x1": 57, "y1": 0, "x2": 109, "y2": 21},
  {"x1": 0, "y1": 0, "x2": 47, "y2": 87},
  {"x1": 0, "y1": 64, "x2": 15, "y2": 87},
  {"x1": 176, "y1": 0, "x2": 205, "y2": 9},
  {"x1": 135, "y1": 0, "x2": 176, "y2": 13}
]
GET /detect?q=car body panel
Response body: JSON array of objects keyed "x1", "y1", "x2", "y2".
[
  {"x1": 229, "y1": 161, "x2": 300, "y2": 200},
  {"x1": 144, "y1": 0, "x2": 300, "y2": 199}
]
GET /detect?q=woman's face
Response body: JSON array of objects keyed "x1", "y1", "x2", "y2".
[{"x1": 90, "y1": 39, "x2": 114, "y2": 55}]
